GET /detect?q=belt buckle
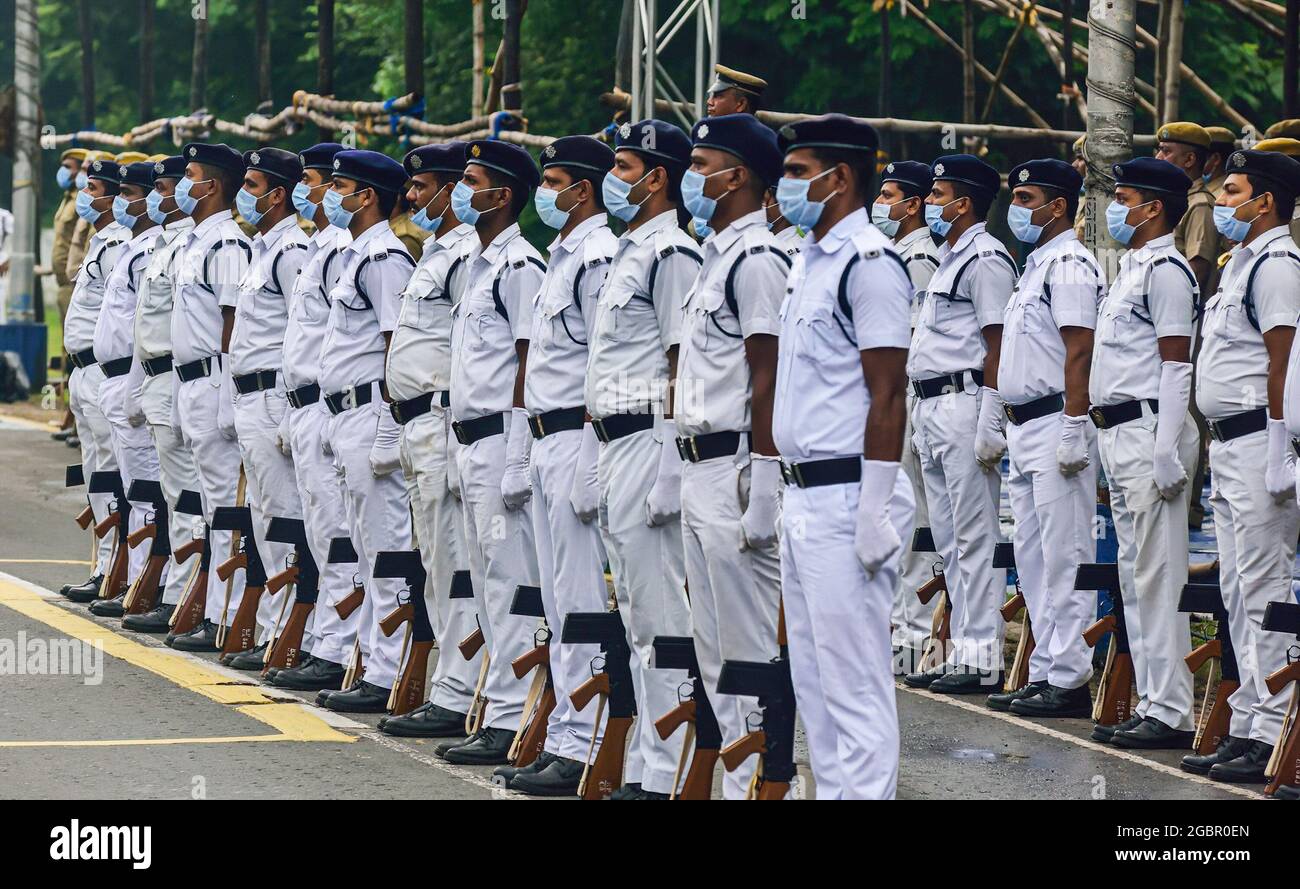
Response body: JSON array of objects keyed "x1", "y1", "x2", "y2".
[
  {"x1": 529, "y1": 414, "x2": 545, "y2": 439},
  {"x1": 592, "y1": 418, "x2": 610, "y2": 444},
  {"x1": 1088, "y1": 406, "x2": 1107, "y2": 429},
  {"x1": 1208, "y1": 419, "x2": 1224, "y2": 442},
  {"x1": 390, "y1": 402, "x2": 405, "y2": 424},
  {"x1": 451, "y1": 420, "x2": 468, "y2": 445},
  {"x1": 1003, "y1": 403, "x2": 1016, "y2": 425},
  {"x1": 910, "y1": 380, "x2": 924, "y2": 399}
]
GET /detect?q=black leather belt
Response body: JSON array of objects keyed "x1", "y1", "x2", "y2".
[
  {"x1": 324, "y1": 381, "x2": 378, "y2": 415},
  {"x1": 1207, "y1": 407, "x2": 1268, "y2": 442},
  {"x1": 676, "y1": 430, "x2": 743, "y2": 463},
  {"x1": 233, "y1": 369, "x2": 277, "y2": 395},
  {"x1": 68, "y1": 348, "x2": 97, "y2": 370},
  {"x1": 1004, "y1": 392, "x2": 1064, "y2": 426},
  {"x1": 529, "y1": 406, "x2": 586, "y2": 440},
  {"x1": 452, "y1": 411, "x2": 505, "y2": 445},
  {"x1": 591, "y1": 412, "x2": 655, "y2": 444},
  {"x1": 286, "y1": 383, "x2": 320, "y2": 409},
  {"x1": 99, "y1": 357, "x2": 133, "y2": 379},
  {"x1": 391, "y1": 391, "x2": 449, "y2": 425},
  {"x1": 141, "y1": 354, "x2": 173, "y2": 377},
  {"x1": 780, "y1": 457, "x2": 862, "y2": 489},
  {"x1": 1089, "y1": 399, "x2": 1158, "y2": 430},
  {"x1": 910, "y1": 369, "x2": 984, "y2": 400},
  {"x1": 175, "y1": 356, "x2": 217, "y2": 382}
]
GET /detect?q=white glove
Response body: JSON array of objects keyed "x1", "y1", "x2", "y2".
[
  {"x1": 501, "y1": 408, "x2": 534, "y2": 511},
  {"x1": 645, "y1": 418, "x2": 683, "y2": 527},
  {"x1": 1265, "y1": 417, "x2": 1296, "y2": 504},
  {"x1": 569, "y1": 421, "x2": 601, "y2": 523},
  {"x1": 369, "y1": 408, "x2": 403, "y2": 477},
  {"x1": 973, "y1": 387, "x2": 1008, "y2": 471},
  {"x1": 124, "y1": 361, "x2": 146, "y2": 427},
  {"x1": 217, "y1": 359, "x2": 236, "y2": 441},
  {"x1": 446, "y1": 411, "x2": 462, "y2": 501},
  {"x1": 1152, "y1": 361, "x2": 1192, "y2": 500},
  {"x1": 740, "y1": 455, "x2": 782, "y2": 551},
  {"x1": 275, "y1": 409, "x2": 292, "y2": 457},
  {"x1": 1056, "y1": 412, "x2": 1092, "y2": 476},
  {"x1": 854, "y1": 460, "x2": 903, "y2": 576}
]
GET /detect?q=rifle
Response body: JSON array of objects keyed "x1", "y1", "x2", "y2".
[
  {"x1": 88, "y1": 471, "x2": 129, "y2": 601},
  {"x1": 563, "y1": 610, "x2": 636, "y2": 800},
  {"x1": 1078, "y1": 563, "x2": 1131, "y2": 728},
  {"x1": 375, "y1": 550, "x2": 434, "y2": 715},
  {"x1": 211, "y1": 505, "x2": 267, "y2": 655},
  {"x1": 168, "y1": 490, "x2": 209, "y2": 636},
  {"x1": 67, "y1": 464, "x2": 95, "y2": 530},
  {"x1": 507, "y1": 584, "x2": 554, "y2": 768},
  {"x1": 121, "y1": 480, "x2": 169, "y2": 615},
  {"x1": 263, "y1": 517, "x2": 318, "y2": 674},
  {"x1": 1262, "y1": 601, "x2": 1300, "y2": 796},
  {"x1": 326, "y1": 536, "x2": 365, "y2": 687},
  {"x1": 910, "y1": 527, "x2": 951, "y2": 672},
  {"x1": 995, "y1": 542, "x2": 1033, "y2": 693},
  {"x1": 717, "y1": 604, "x2": 796, "y2": 800},
  {"x1": 1178, "y1": 576, "x2": 1238, "y2": 756},
  {"x1": 651, "y1": 635, "x2": 722, "y2": 800}
]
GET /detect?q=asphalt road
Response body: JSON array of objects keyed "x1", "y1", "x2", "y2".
[{"x1": 0, "y1": 413, "x2": 1253, "y2": 801}]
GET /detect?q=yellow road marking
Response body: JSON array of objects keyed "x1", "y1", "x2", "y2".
[
  {"x1": 0, "y1": 414, "x2": 59, "y2": 432},
  {"x1": 0, "y1": 575, "x2": 353, "y2": 747},
  {"x1": 0, "y1": 559, "x2": 92, "y2": 566}
]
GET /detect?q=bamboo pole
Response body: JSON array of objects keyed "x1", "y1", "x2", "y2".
[
  {"x1": 256, "y1": 0, "x2": 271, "y2": 106},
  {"x1": 190, "y1": 9, "x2": 208, "y2": 111},
  {"x1": 963, "y1": 0, "x2": 977, "y2": 128},
  {"x1": 139, "y1": 0, "x2": 154, "y2": 122},
  {"x1": 980, "y1": 12, "x2": 1028, "y2": 123},
  {"x1": 318, "y1": 0, "x2": 335, "y2": 140},
  {"x1": 1162, "y1": 0, "x2": 1184, "y2": 122},
  {"x1": 78, "y1": 0, "x2": 94, "y2": 128},
  {"x1": 472, "y1": 0, "x2": 486, "y2": 118}
]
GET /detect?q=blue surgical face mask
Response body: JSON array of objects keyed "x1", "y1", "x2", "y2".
[
  {"x1": 925, "y1": 200, "x2": 958, "y2": 237},
  {"x1": 534, "y1": 181, "x2": 582, "y2": 230},
  {"x1": 75, "y1": 171, "x2": 89, "y2": 191},
  {"x1": 680, "y1": 167, "x2": 736, "y2": 225},
  {"x1": 1006, "y1": 202, "x2": 1047, "y2": 245},
  {"x1": 235, "y1": 187, "x2": 266, "y2": 227},
  {"x1": 323, "y1": 187, "x2": 364, "y2": 230},
  {"x1": 692, "y1": 217, "x2": 714, "y2": 239},
  {"x1": 112, "y1": 195, "x2": 140, "y2": 229},
  {"x1": 1213, "y1": 195, "x2": 1264, "y2": 242},
  {"x1": 1203, "y1": 173, "x2": 1214, "y2": 185},
  {"x1": 776, "y1": 167, "x2": 838, "y2": 230},
  {"x1": 57, "y1": 167, "x2": 74, "y2": 190},
  {"x1": 173, "y1": 177, "x2": 211, "y2": 216},
  {"x1": 146, "y1": 189, "x2": 168, "y2": 225},
  {"x1": 870, "y1": 200, "x2": 901, "y2": 238},
  {"x1": 451, "y1": 181, "x2": 502, "y2": 226},
  {"x1": 602, "y1": 170, "x2": 653, "y2": 224},
  {"x1": 75, "y1": 190, "x2": 102, "y2": 223},
  {"x1": 1105, "y1": 199, "x2": 1154, "y2": 246},
  {"x1": 293, "y1": 182, "x2": 326, "y2": 219},
  {"x1": 411, "y1": 183, "x2": 452, "y2": 232}
]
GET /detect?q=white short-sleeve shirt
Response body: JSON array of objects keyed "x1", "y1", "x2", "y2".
[
  {"x1": 64, "y1": 222, "x2": 131, "y2": 355},
  {"x1": 230, "y1": 215, "x2": 311, "y2": 376},
  {"x1": 134, "y1": 218, "x2": 195, "y2": 361},
  {"x1": 171, "y1": 210, "x2": 251, "y2": 364},
  {"x1": 94, "y1": 226, "x2": 158, "y2": 363}
]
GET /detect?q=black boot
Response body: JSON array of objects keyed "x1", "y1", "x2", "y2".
[
  {"x1": 63, "y1": 575, "x2": 105, "y2": 603},
  {"x1": 122, "y1": 602, "x2": 175, "y2": 633},
  {"x1": 1209, "y1": 740, "x2": 1274, "y2": 784},
  {"x1": 492, "y1": 750, "x2": 558, "y2": 788},
  {"x1": 987, "y1": 680, "x2": 1047, "y2": 712},
  {"x1": 441, "y1": 726, "x2": 514, "y2": 765},
  {"x1": 1009, "y1": 683, "x2": 1092, "y2": 718},
  {"x1": 1181, "y1": 735, "x2": 1251, "y2": 776},
  {"x1": 225, "y1": 642, "x2": 270, "y2": 671},
  {"x1": 320, "y1": 679, "x2": 390, "y2": 714},
  {"x1": 88, "y1": 594, "x2": 126, "y2": 618},
  {"x1": 903, "y1": 664, "x2": 948, "y2": 689},
  {"x1": 272, "y1": 656, "x2": 346, "y2": 692},
  {"x1": 379, "y1": 702, "x2": 468, "y2": 738},
  {"x1": 167, "y1": 619, "x2": 220, "y2": 652},
  {"x1": 1092, "y1": 713, "x2": 1143, "y2": 743},
  {"x1": 1111, "y1": 716, "x2": 1195, "y2": 750},
  {"x1": 929, "y1": 667, "x2": 1005, "y2": 696},
  {"x1": 510, "y1": 756, "x2": 585, "y2": 796}
]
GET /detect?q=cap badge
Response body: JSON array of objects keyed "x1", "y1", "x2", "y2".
[
  {"x1": 1160, "y1": 129, "x2": 1169, "y2": 140},
  {"x1": 333, "y1": 158, "x2": 341, "y2": 170},
  {"x1": 1018, "y1": 168, "x2": 1029, "y2": 182},
  {"x1": 299, "y1": 154, "x2": 307, "y2": 165},
  {"x1": 155, "y1": 161, "x2": 164, "y2": 174},
  {"x1": 543, "y1": 145, "x2": 555, "y2": 158},
  {"x1": 250, "y1": 151, "x2": 261, "y2": 166},
  {"x1": 1231, "y1": 151, "x2": 1246, "y2": 169},
  {"x1": 119, "y1": 165, "x2": 128, "y2": 178},
  {"x1": 619, "y1": 123, "x2": 632, "y2": 140},
  {"x1": 934, "y1": 163, "x2": 945, "y2": 177},
  {"x1": 697, "y1": 123, "x2": 709, "y2": 139},
  {"x1": 778, "y1": 124, "x2": 796, "y2": 141},
  {"x1": 188, "y1": 147, "x2": 197, "y2": 157},
  {"x1": 471, "y1": 144, "x2": 482, "y2": 157},
  {"x1": 410, "y1": 154, "x2": 423, "y2": 169},
  {"x1": 886, "y1": 163, "x2": 895, "y2": 174}
]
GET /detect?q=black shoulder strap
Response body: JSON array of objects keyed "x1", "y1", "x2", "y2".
[
  {"x1": 1132, "y1": 255, "x2": 1198, "y2": 325},
  {"x1": 320, "y1": 247, "x2": 341, "y2": 299},
  {"x1": 126, "y1": 250, "x2": 150, "y2": 293},
  {"x1": 269, "y1": 241, "x2": 309, "y2": 296},
  {"x1": 1243, "y1": 248, "x2": 1300, "y2": 332},
  {"x1": 835, "y1": 246, "x2": 909, "y2": 341},
  {"x1": 646, "y1": 243, "x2": 702, "y2": 305},
  {"x1": 723, "y1": 244, "x2": 793, "y2": 322},
  {"x1": 199, "y1": 238, "x2": 251, "y2": 294},
  {"x1": 491, "y1": 255, "x2": 546, "y2": 321},
  {"x1": 1040, "y1": 252, "x2": 1099, "y2": 307},
  {"x1": 572, "y1": 255, "x2": 612, "y2": 311},
  {"x1": 440, "y1": 254, "x2": 467, "y2": 303},
  {"x1": 353, "y1": 249, "x2": 415, "y2": 309}
]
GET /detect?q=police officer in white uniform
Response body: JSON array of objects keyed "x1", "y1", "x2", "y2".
[
  {"x1": 378, "y1": 142, "x2": 483, "y2": 735},
  {"x1": 166, "y1": 143, "x2": 252, "y2": 652},
  {"x1": 764, "y1": 187, "x2": 804, "y2": 257},
  {"x1": 269, "y1": 142, "x2": 359, "y2": 693},
  {"x1": 126, "y1": 155, "x2": 201, "y2": 631},
  {"x1": 89, "y1": 161, "x2": 163, "y2": 616},
  {"x1": 584, "y1": 119, "x2": 700, "y2": 799},
  {"x1": 494, "y1": 137, "x2": 619, "y2": 794},
  {"x1": 226, "y1": 148, "x2": 311, "y2": 668},
  {"x1": 871, "y1": 160, "x2": 942, "y2": 672},
  {"x1": 996, "y1": 158, "x2": 1102, "y2": 719},
  {"x1": 773, "y1": 115, "x2": 915, "y2": 799},
  {"x1": 676, "y1": 114, "x2": 787, "y2": 799},
  {"x1": 1184, "y1": 149, "x2": 1300, "y2": 783},
  {"x1": 314, "y1": 150, "x2": 417, "y2": 713},
  {"x1": 63, "y1": 158, "x2": 132, "y2": 603},
  {"x1": 908, "y1": 155, "x2": 1016, "y2": 693},
  {"x1": 1090, "y1": 157, "x2": 1200, "y2": 749},
  {"x1": 438, "y1": 140, "x2": 546, "y2": 765}
]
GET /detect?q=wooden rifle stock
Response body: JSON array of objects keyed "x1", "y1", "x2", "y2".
[
  {"x1": 458, "y1": 626, "x2": 485, "y2": 661},
  {"x1": 1094, "y1": 649, "x2": 1135, "y2": 726},
  {"x1": 334, "y1": 584, "x2": 364, "y2": 620},
  {"x1": 94, "y1": 512, "x2": 120, "y2": 539},
  {"x1": 389, "y1": 640, "x2": 433, "y2": 716},
  {"x1": 174, "y1": 538, "x2": 205, "y2": 564},
  {"x1": 511, "y1": 686, "x2": 555, "y2": 768},
  {"x1": 1000, "y1": 592, "x2": 1025, "y2": 622},
  {"x1": 1005, "y1": 620, "x2": 1035, "y2": 694},
  {"x1": 264, "y1": 600, "x2": 314, "y2": 673},
  {"x1": 720, "y1": 730, "x2": 765, "y2": 773},
  {"x1": 511, "y1": 643, "x2": 550, "y2": 681},
  {"x1": 127, "y1": 523, "x2": 156, "y2": 549},
  {"x1": 265, "y1": 565, "x2": 299, "y2": 596},
  {"x1": 123, "y1": 554, "x2": 166, "y2": 615},
  {"x1": 570, "y1": 671, "x2": 609, "y2": 712},
  {"x1": 1083, "y1": 614, "x2": 1116, "y2": 648},
  {"x1": 1266, "y1": 693, "x2": 1300, "y2": 795},
  {"x1": 215, "y1": 551, "x2": 247, "y2": 583},
  {"x1": 1185, "y1": 639, "x2": 1222, "y2": 674},
  {"x1": 916, "y1": 572, "x2": 947, "y2": 607},
  {"x1": 220, "y1": 583, "x2": 265, "y2": 655},
  {"x1": 655, "y1": 699, "x2": 695, "y2": 741},
  {"x1": 679, "y1": 748, "x2": 719, "y2": 800},
  {"x1": 101, "y1": 535, "x2": 128, "y2": 601},
  {"x1": 581, "y1": 715, "x2": 633, "y2": 800},
  {"x1": 1188, "y1": 560, "x2": 1219, "y2": 581},
  {"x1": 1265, "y1": 661, "x2": 1300, "y2": 698},
  {"x1": 1194, "y1": 678, "x2": 1238, "y2": 756},
  {"x1": 169, "y1": 569, "x2": 208, "y2": 635},
  {"x1": 755, "y1": 778, "x2": 790, "y2": 800},
  {"x1": 379, "y1": 602, "x2": 413, "y2": 639},
  {"x1": 75, "y1": 505, "x2": 95, "y2": 530}
]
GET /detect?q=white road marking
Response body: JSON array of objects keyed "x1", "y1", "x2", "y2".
[{"x1": 362, "y1": 731, "x2": 530, "y2": 800}]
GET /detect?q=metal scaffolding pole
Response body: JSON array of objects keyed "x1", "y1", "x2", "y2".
[
  {"x1": 632, "y1": 0, "x2": 720, "y2": 122},
  {"x1": 1085, "y1": 0, "x2": 1137, "y2": 278},
  {"x1": 7, "y1": 0, "x2": 39, "y2": 322}
]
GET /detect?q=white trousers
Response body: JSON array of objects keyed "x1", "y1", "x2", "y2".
[
  {"x1": 530, "y1": 428, "x2": 609, "y2": 762},
  {"x1": 1098, "y1": 413, "x2": 1198, "y2": 731},
  {"x1": 913, "y1": 391, "x2": 1006, "y2": 670},
  {"x1": 68, "y1": 364, "x2": 116, "y2": 576},
  {"x1": 456, "y1": 429, "x2": 538, "y2": 730},
  {"x1": 893, "y1": 399, "x2": 937, "y2": 653},
  {"x1": 1208, "y1": 431, "x2": 1300, "y2": 744},
  {"x1": 141, "y1": 372, "x2": 203, "y2": 606},
  {"x1": 177, "y1": 371, "x2": 246, "y2": 624},
  {"x1": 399, "y1": 408, "x2": 481, "y2": 713},
  {"x1": 781, "y1": 470, "x2": 913, "y2": 800},
  {"x1": 234, "y1": 388, "x2": 303, "y2": 644},
  {"x1": 324, "y1": 402, "x2": 412, "y2": 690},
  {"x1": 290, "y1": 400, "x2": 357, "y2": 666},
  {"x1": 99, "y1": 373, "x2": 161, "y2": 588},
  {"x1": 597, "y1": 427, "x2": 691, "y2": 795},
  {"x1": 681, "y1": 455, "x2": 781, "y2": 799},
  {"x1": 1005, "y1": 411, "x2": 1097, "y2": 689}
]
